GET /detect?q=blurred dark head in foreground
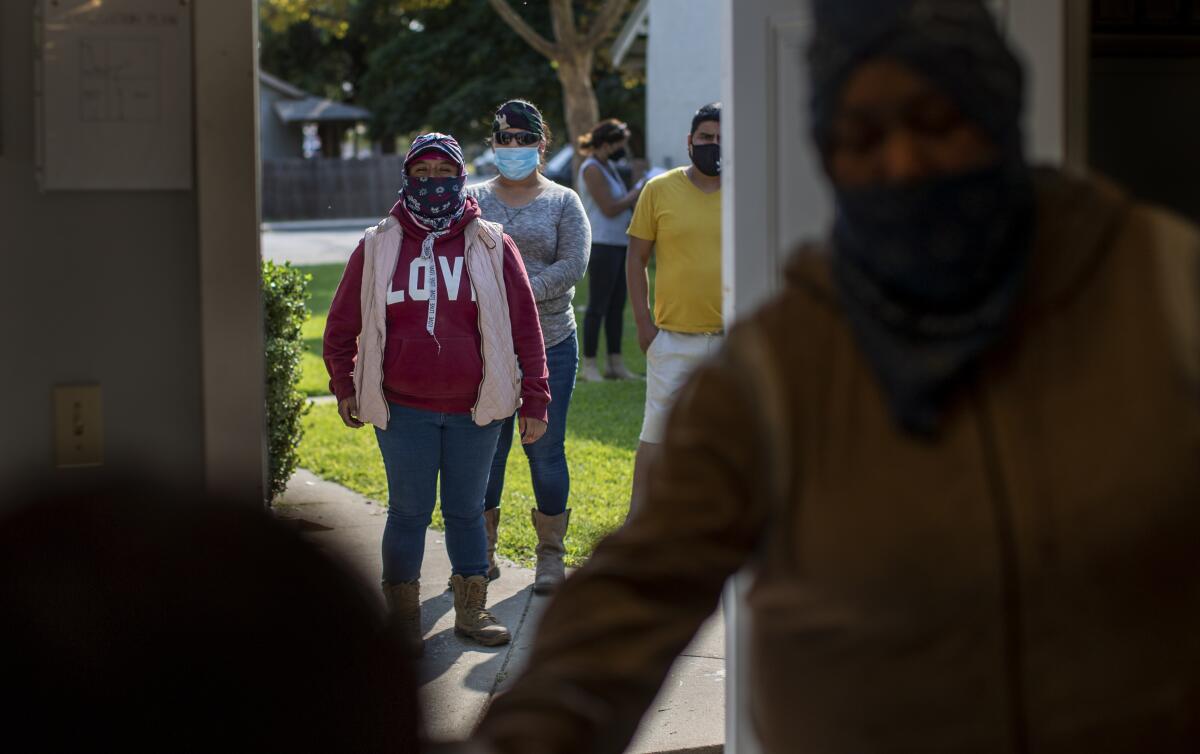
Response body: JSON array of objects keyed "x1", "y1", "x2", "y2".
[
  {"x1": 809, "y1": 0, "x2": 1036, "y2": 435},
  {"x1": 0, "y1": 482, "x2": 419, "y2": 753},
  {"x1": 810, "y1": 0, "x2": 1024, "y2": 186}
]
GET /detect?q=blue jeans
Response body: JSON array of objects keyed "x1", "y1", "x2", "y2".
[
  {"x1": 483, "y1": 332, "x2": 578, "y2": 515},
  {"x1": 376, "y1": 404, "x2": 503, "y2": 583}
]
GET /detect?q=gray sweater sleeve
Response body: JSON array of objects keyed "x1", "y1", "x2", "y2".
[{"x1": 529, "y1": 191, "x2": 592, "y2": 302}]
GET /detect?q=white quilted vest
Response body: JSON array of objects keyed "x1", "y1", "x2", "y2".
[{"x1": 354, "y1": 215, "x2": 521, "y2": 430}]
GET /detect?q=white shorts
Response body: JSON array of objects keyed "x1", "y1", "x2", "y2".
[{"x1": 640, "y1": 329, "x2": 725, "y2": 444}]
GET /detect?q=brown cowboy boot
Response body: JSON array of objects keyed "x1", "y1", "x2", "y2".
[
  {"x1": 483, "y1": 507, "x2": 501, "y2": 581},
  {"x1": 531, "y1": 508, "x2": 570, "y2": 595},
  {"x1": 381, "y1": 580, "x2": 424, "y2": 658},
  {"x1": 449, "y1": 574, "x2": 510, "y2": 646}
]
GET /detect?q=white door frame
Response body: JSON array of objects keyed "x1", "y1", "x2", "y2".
[
  {"x1": 721, "y1": 2, "x2": 825, "y2": 751},
  {"x1": 194, "y1": 2, "x2": 268, "y2": 502}
]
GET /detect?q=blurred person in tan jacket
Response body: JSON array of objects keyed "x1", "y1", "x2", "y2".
[{"x1": 470, "y1": 1, "x2": 1200, "y2": 752}]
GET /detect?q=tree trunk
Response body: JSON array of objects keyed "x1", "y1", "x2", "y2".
[
  {"x1": 487, "y1": 0, "x2": 631, "y2": 181},
  {"x1": 556, "y1": 49, "x2": 600, "y2": 180}
]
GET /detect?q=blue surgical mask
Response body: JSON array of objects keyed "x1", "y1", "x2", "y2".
[{"x1": 494, "y1": 147, "x2": 540, "y2": 180}]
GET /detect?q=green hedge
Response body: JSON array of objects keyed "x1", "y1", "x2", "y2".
[{"x1": 263, "y1": 261, "x2": 311, "y2": 501}]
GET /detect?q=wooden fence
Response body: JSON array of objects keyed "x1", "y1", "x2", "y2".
[{"x1": 262, "y1": 156, "x2": 405, "y2": 221}]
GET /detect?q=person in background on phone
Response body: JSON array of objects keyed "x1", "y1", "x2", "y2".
[
  {"x1": 323, "y1": 132, "x2": 550, "y2": 656},
  {"x1": 577, "y1": 118, "x2": 643, "y2": 382},
  {"x1": 467, "y1": 100, "x2": 591, "y2": 595},
  {"x1": 626, "y1": 102, "x2": 722, "y2": 515}
]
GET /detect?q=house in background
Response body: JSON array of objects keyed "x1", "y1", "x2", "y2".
[
  {"x1": 612, "y1": 0, "x2": 721, "y2": 171},
  {"x1": 259, "y1": 71, "x2": 399, "y2": 221},
  {"x1": 259, "y1": 71, "x2": 372, "y2": 160}
]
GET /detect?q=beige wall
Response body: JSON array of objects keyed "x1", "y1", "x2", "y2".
[
  {"x1": 0, "y1": 2, "x2": 265, "y2": 503},
  {"x1": 0, "y1": 1, "x2": 203, "y2": 497}
]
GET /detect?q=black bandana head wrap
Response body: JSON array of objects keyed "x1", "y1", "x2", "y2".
[
  {"x1": 808, "y1": 0, "x2": 1035, "y2": 437},
  {"x1": 493, "y1": 100, "x2": 545, "y2": 137}
]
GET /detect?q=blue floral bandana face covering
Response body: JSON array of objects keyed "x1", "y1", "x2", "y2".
[
  {"x1": 494, "y1": 147, "x2": 540, "y2": 180},
  {"x1": 403, "y1": 175, "x2": 465, "y2": 228}
]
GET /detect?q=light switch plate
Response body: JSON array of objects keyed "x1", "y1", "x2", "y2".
[{"x1": 54, "y1": 384, "x2": 103, "y2": 468}]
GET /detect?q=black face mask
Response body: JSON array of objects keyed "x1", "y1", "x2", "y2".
[
  {"x1": 690, "y1": 143, "x2": 720, "y2": 176},
  {"x1": 608, "y1": 147, "x2": 627, "y2": 161}
]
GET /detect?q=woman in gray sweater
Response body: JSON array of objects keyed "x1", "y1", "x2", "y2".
[{"x1": 466, "y1": 99, "x2": 591, "y2": 594}]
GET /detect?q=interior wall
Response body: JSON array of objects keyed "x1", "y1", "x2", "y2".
[
  {"x1": 0, "y1": 2, "x2": 205, "y2": 500},
  {"x1": 1089, "y1": 56, "x2": 1200, "y2": 224}
]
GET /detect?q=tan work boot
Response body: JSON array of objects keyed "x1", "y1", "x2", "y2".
[
  {"x1": 445, "y1": 508, "x2": 501, "y2": 592},
  {"x1": 531, "y1": 508, "x2": 570, "y2": 595},
  {"x1": 382, "y1": 580, "x2": 424, "y2": 658},
  {"x1": 450, "y1": 574, "x2": 510, "y2": 646},
  {"x1": 579, "y1": 356, "x2": 604, "y2": 382},
  {"x1": 483, "y1": 507, "x2": 501, "y2": 581},
  {"x1": 605, "y1": 353, "x2": 638, "y2": 380}
]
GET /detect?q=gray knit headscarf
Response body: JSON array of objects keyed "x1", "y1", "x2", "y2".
[{"x1": 809, "y1": 0, "x2": 1025, "y2": 160}]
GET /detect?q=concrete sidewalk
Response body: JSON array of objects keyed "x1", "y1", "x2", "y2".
[
  {"x1": 275, "y1": 469, "x2": 724, "y2": 753},
  {"x1": 262, "y1": 218, "x2": 379, "y2": 232},
  {"x1": 262, "y1": 227, "x2": 365, "y2": 266}
]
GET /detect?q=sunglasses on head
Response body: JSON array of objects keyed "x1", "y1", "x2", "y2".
[{"x1": 494, "y1": 131, "x2": 541, "y2": 147}]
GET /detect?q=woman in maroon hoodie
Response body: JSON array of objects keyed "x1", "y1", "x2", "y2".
[{"x1": 323, "y1": 133, "x2": 549, "y2": 656}]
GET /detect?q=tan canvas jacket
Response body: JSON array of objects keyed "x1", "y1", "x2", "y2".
[
  {"x1": 476, "y1": 169, "x2": 1200, "y2": 754},
  {"x1": 354, "y1": 216, "x2": 520, "y2": 429}
]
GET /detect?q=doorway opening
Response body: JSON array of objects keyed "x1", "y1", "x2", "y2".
[{"x1": 1089, "y1": 1, "x2": 1200, "y2": 224}]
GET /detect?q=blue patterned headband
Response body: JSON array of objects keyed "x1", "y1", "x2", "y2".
[{"x1": 403, "y1": 132, "x2": 467, "y2": 176}]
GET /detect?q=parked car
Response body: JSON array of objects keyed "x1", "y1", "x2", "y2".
[
  {"x1": 549, "y1": 147, "x2": 642, "y2": 190},
  {"x1": 543, "y1": 145, "x2": 576, "y2": 188},
  {"x1": 471, "y1": 149, "x2": 499, "y2": 179}
]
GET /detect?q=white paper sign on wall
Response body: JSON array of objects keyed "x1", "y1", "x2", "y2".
[{"x1": 35, "y1": 0, "x2": 193, "y2": 190}]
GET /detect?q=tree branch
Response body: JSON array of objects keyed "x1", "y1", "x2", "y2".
[
  {"x1": 486, "y1": 0, "x2": 560, "y2": 59},
  {"x1": 582, "y1": 0, "x2": 632, "y2": 50},
  {"x1": 549, "y1": 0, "x2": 579, "y2": 48}
]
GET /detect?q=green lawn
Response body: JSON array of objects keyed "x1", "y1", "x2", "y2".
[
  {"x1": 298, "y1": 264, "x2": 345, "y2": 397},
  {"x1": 296, "y1": 262, "x2": 649, "y2": 568}
]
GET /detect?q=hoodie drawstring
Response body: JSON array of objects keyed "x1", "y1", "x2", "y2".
[{"x1": 419, "y1": 229, "x2": 447, "y2": 353}]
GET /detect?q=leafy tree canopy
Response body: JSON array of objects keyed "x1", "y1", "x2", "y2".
[{"x1": 260, "y1": 0, "x2": 645, "y2": 156}]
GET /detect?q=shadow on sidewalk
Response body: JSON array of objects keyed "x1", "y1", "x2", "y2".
[{"x1": 418, "y1": 586, "x2": 534, "y2": 693}]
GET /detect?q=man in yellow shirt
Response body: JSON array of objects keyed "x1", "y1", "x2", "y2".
[{"x1": 625, "y1": 102, "x2": 722, "y2": 513}]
